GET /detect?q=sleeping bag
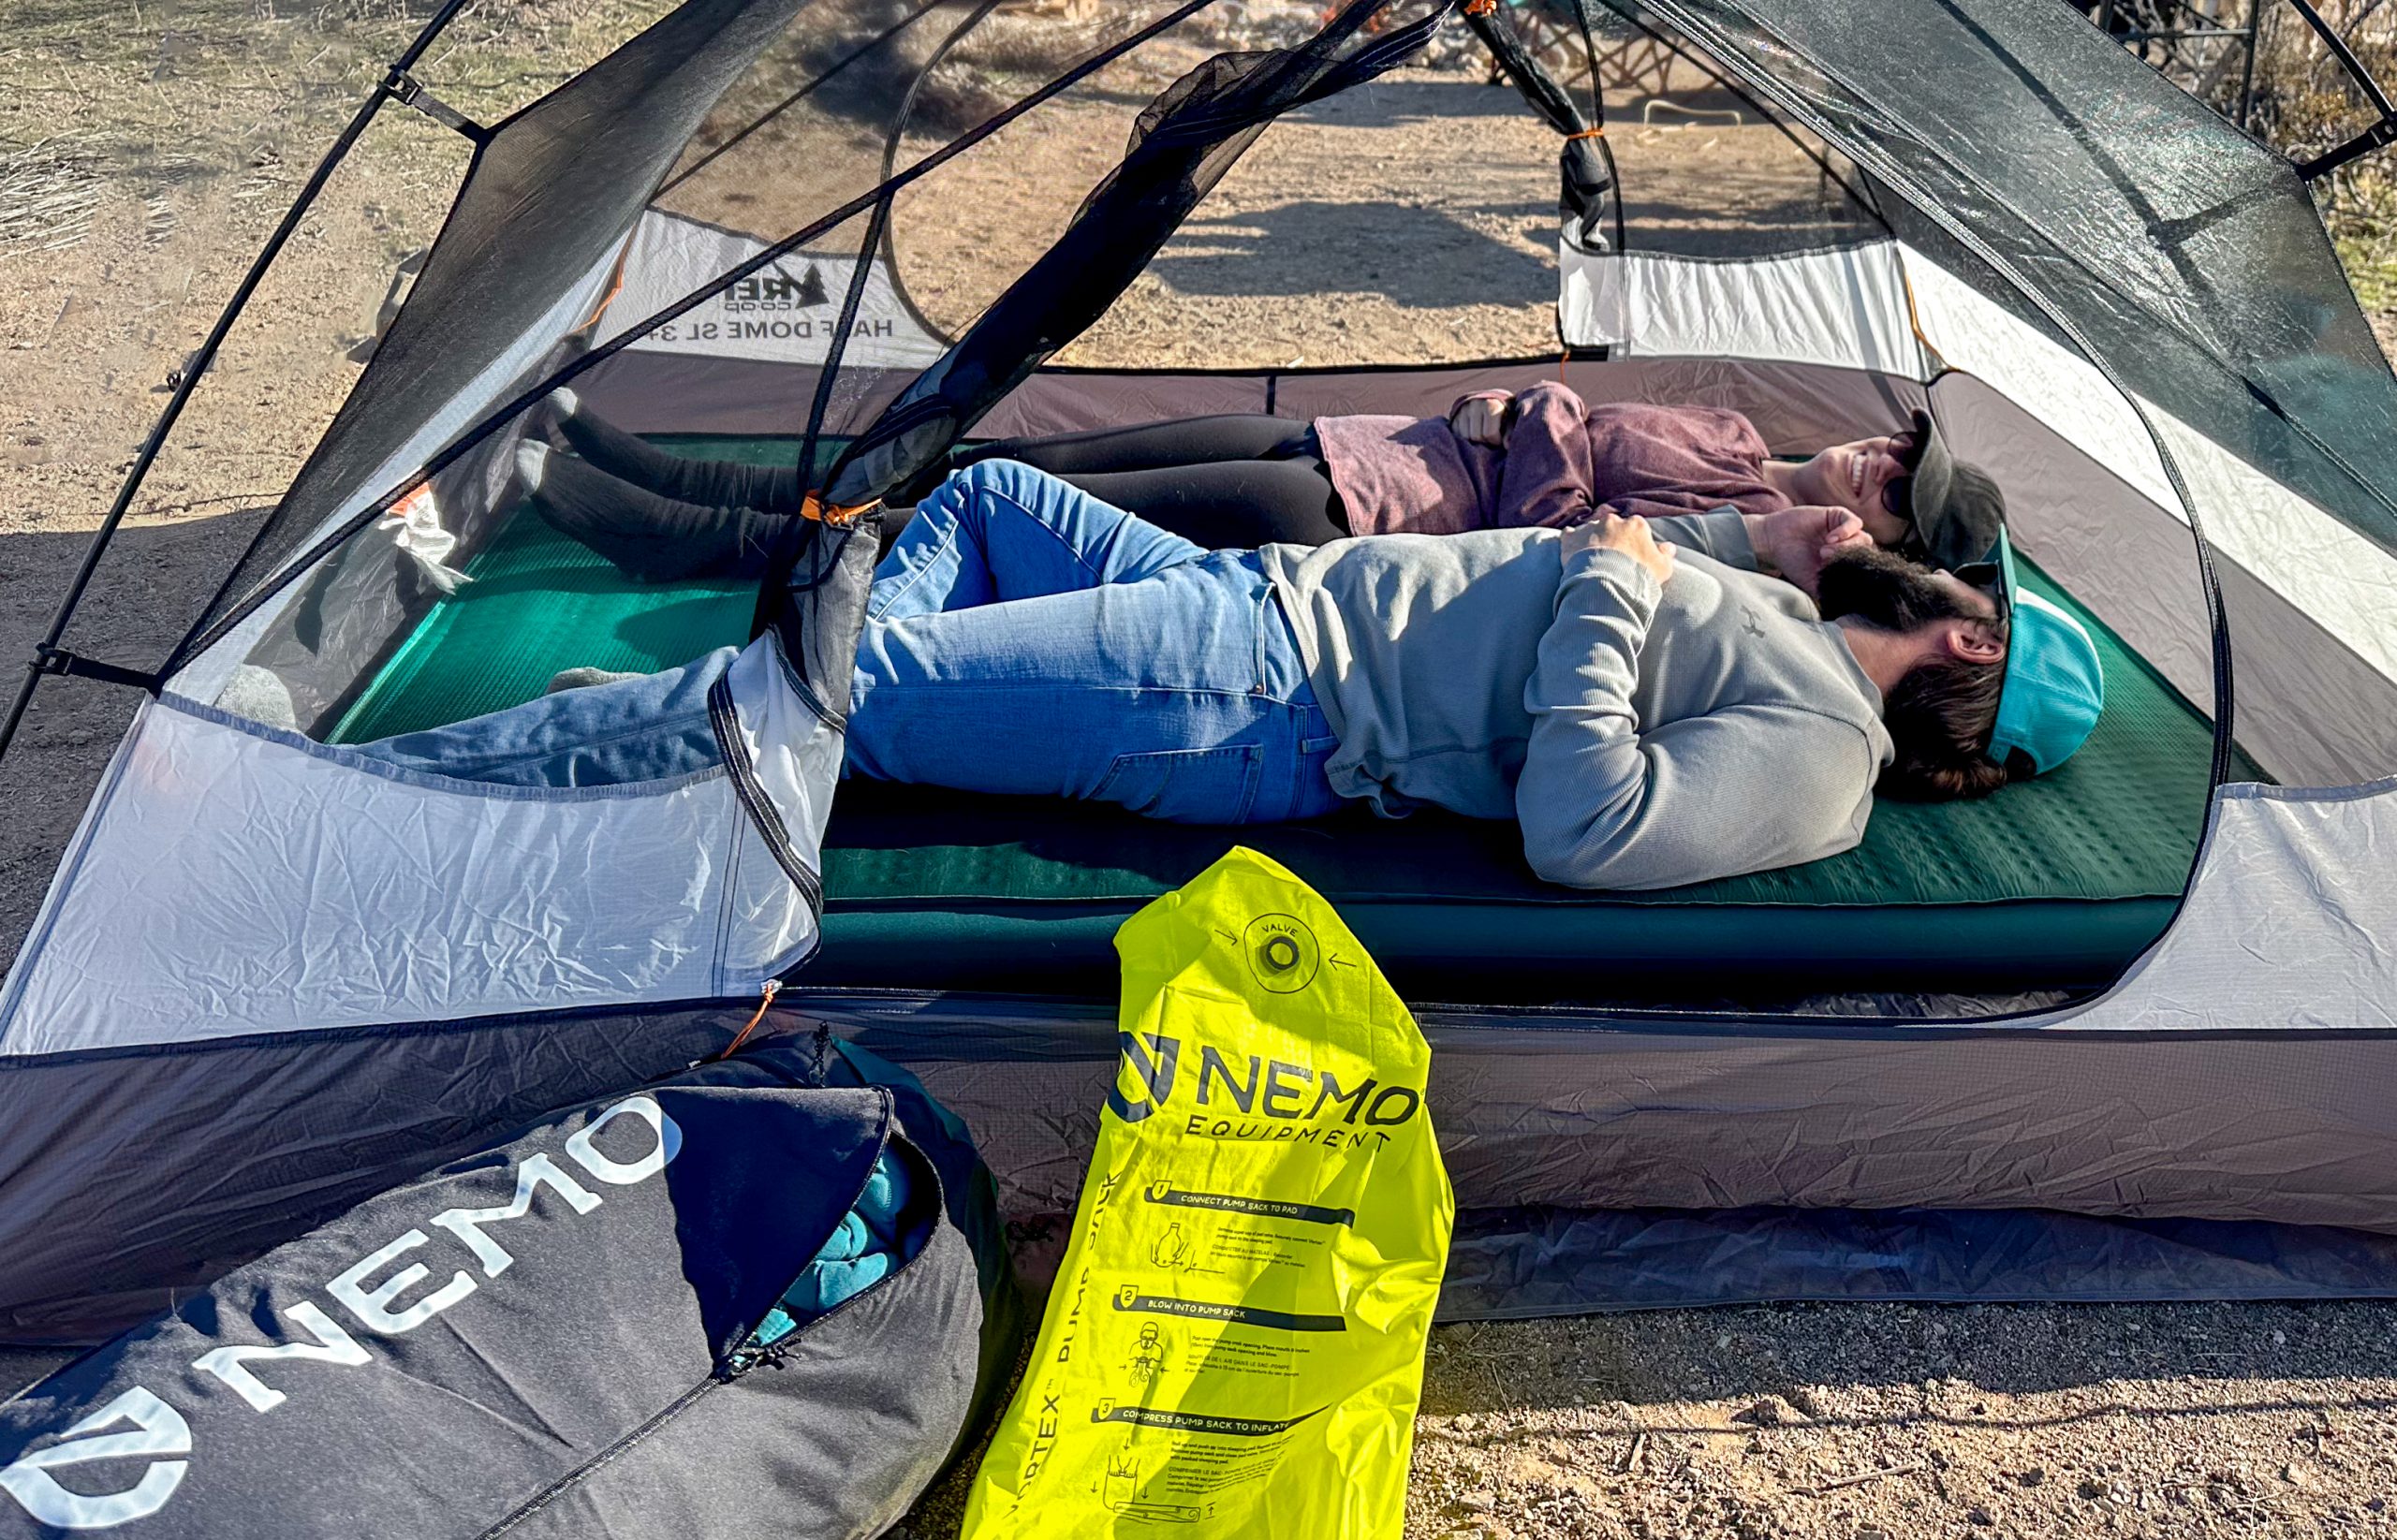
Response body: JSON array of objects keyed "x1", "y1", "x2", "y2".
[{"x1": 0, "y1": 1038, "x2": 1018, "y2": 1538}]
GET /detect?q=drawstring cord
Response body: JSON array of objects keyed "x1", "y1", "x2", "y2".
[{"x1": 717, "y1": 978, "x2": 780, "y2": 1061}]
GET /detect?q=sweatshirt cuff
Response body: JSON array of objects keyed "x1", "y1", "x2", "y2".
[
  {"x1": 1691, "y1": 507, "x2": 1760, "y2": 570},
  {"x1": 1562, "y1": 544, "x2": 1664, "y2": 613}
]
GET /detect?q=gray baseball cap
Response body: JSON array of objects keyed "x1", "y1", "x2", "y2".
[{"x1": 1902, "y1": 409, "x2": 2006, "y2": 571}]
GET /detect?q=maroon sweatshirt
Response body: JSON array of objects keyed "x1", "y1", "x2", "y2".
[{"x1": 1313, "y1": 382, "x2": 1788, "y2": 535}]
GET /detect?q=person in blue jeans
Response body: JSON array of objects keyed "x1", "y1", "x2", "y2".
[
  {"x1": 844, "y1": 457, "x2": 2107, "y2": 889},
  {"x1": 846, "y1": 459, "x2": 1345, "y2": 826},
  {"x1": 507, "y1": 454, "x2": 2102, "y2": 888}
]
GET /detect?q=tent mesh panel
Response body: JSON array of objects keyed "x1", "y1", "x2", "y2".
[
  {"x1": 322, "y1": 509, "x2": 757, "y2": 744},
  {"x1": 1596, "y1": 0, "x2": 2397, "y2": 558}
]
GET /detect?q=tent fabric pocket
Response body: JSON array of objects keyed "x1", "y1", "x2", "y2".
[{"x1": 731, "y1": 1137, "x2": 941, "y2": 1369}]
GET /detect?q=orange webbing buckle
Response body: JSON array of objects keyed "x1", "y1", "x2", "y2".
[
  {"x1": 796, "y1": 491, "x2": 882, "y2": 528},
  {"x1": 1464, "y1": 0, "x2": 1498, "y2": 14}
]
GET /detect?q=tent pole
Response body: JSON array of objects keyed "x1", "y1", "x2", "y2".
[
  {"x1": 0, "y1": 0, "x2": 476, "y2": 765},
  {"x1": 172, "y1": 0, "x2": 1241, "y2": 670},
  {"x1": 2280, "y1": 0, "x2": 2397, "y2": 114},
  {"x1": 2300, "y1": 113, "x2": 2397, "y2": 178},
  {"x1": 2278, "y1": 0, "x2": 2397, "y2": 169},
  {"x1": 2289, "y1": 0, "x2": 2397, "y2": 184},
  {"x1": 660, "y1": 0, "x2": 952, "y2": 199},
  {"x1": 866, "y1": 0, "x2": 1009, "y2": 351},
  {"x1": 2235, "y1": 0, "x2": 2261, "y2": 127},
  {"x1": 1633, "y1": 0, "x2": 2242, "y2": 790},
  {"x1": 1587, "y1": 3, "x2": 1892, "y2": 235}
]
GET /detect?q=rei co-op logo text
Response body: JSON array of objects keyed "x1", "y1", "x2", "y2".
[
  {"x1": 0, "y1": 1094, "x2": 682, "y2": 1532},
  {"x1": 1108, "y1": 1032, "x2": 1421, "y2": 1150},
  {"x1": 650, "y1": 260, "x2": 899, "y2": 347}
]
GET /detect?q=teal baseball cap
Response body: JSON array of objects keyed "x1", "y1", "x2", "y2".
[{"x1": 1956, "y1": 531, "x2": 2105, "y2": 775}]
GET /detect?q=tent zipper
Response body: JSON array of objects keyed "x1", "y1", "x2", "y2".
[
  {"x1": 707, "y1": 674, "x2": 824, "y2": 915},
  {"x1": 723, "y1": 1118, "x2": 932, "y2": 1377},
  {"x1": 718, "y1": 1235, "x2": 920, "y2": 1379}
]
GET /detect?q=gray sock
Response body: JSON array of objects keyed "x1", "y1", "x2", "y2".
[
  {"x1": 546, "y1": 667, "x2": 643, "y2": 694},
  {"x1": 217, "y1": 664, "x2": 300, "y2": 730},
  {"x1": 515, "y1": 439, "x2": 550, "y2": 497}
]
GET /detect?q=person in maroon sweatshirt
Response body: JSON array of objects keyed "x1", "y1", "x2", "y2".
[
  {"x1": 517, "y1": 383, "x2": 2004, "y2": 583},
  {"x1": 952, "y1": 380, "x2": 2004, "y2": 570}
]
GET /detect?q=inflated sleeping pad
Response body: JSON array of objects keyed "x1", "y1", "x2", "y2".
[
  {"x1": 327, "y1": 436, "x2": 812, "y2": 743},
  {"x1": 811, "y1": 558, "x2": 2257, "y2": 996},
  {"x1": 325, "y1": 481, "x2": 2250, "y2": 996},
  {"x1": 326, "y1": 503, "x2": 757, "y2": 743}
]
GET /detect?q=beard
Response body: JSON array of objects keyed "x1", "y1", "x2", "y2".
[{"x1": 1815, "y1": 546, "x2": 1978, "y2": 632}]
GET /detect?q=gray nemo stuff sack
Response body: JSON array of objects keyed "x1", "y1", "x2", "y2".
[{"x1": 0, "y1": 1038, "x2": 1021, "y2": 1538}]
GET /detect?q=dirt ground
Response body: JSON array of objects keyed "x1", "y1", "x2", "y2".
[
  {"x1": 899, "y1": 1298, "x2": 2397, "y2": 1539},
  {"x1": 7, "y1": 4, "x2": 2397, "y2": 1535}
]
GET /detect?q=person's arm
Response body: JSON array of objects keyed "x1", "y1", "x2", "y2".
[
  {"x1": 1518, "y1": 701, "x2": 1878, "y2": 889},
  {"x1": 1653, "y1": 506, "x2": 1873, "y2": 595},
  {"x1": 1491, "y1": 380, "x2": 1598, "y2": 528},
  {"x1": 1643, "y1": 508, "x2": 1760, "y2": 568},
  {"x1": 1513, "y1": 523, "x2": 1877, "y2": 889}
]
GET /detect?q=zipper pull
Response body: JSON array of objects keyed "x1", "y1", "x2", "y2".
[
  {"x1": 715, "y1": 978, "x2": 779, "y2": 1062},
  {"x1": 722, "y1": 1338, "x2": 790, "y2": 1379},
  {"x1": 808, "y1": 1017, "x2": 834, "y2": 1086}
]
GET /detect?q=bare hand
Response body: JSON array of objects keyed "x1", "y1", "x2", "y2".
[
  {"x1": 1448, "y1": 394, "x2": 1511, "y2": 448},
  {"x1": 1561, "y1": 512, "x2": 1676, "y2": 588},
  {"x1": 1746, "y1": 505, "x2": 1871, "y2": 596}
]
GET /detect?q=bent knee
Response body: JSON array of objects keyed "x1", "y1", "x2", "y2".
[{"x1": 945, "y1": 456, "x2": 1058, "y2": 504}]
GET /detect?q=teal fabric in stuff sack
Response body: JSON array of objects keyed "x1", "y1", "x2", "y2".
[{"x1": 754, "y1": 1149, "x2": 920, "y2": 1346}]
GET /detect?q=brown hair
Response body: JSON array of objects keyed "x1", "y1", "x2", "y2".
[{"x1": 1876, "y1": 654, "x2": 2020, "y2": 801}]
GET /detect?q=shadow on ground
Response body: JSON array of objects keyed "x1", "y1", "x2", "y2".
[
  {"x1": 1157, "y1": 198, "x2": 1558, "y2": 308},
  {"x1": 1421, "y1": 1298, "x2": 2397, "y2": 1419},
  {"x1": 0, "y1": 515, "x2": 264, "y2": 978}
]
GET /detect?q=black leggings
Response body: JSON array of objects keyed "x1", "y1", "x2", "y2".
[
  {"x1": 530, "y1": 410, "x2": 1352, "y2": 581},
  {"x1": 957, "y1": 416, "x2": 1351, "y2": 547},
  {"x1": 554, "y1": 406, "x2": 809, "y2": 513}
]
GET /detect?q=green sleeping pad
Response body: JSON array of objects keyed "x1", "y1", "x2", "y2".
[
  {"x1": 321, "y1": 440, "x2": 2246, "y2": 998},
  {"x1": 326, "y1": 509, "x2": 761, "y2": 744},
  {"x1": 327, "y1": 435, "x2": 816, "y2": 744},
  {"x1": 814, "y1": 557, "x2": 2257, "y2": 998}
]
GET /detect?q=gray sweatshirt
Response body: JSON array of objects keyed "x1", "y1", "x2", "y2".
[{"x1": 1258, "y1": 510, "x2": 1893, "y2": 890}]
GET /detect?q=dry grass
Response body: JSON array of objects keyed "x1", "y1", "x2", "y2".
[
  {"x1": 2237, "y1": 0, "x2": 2397, "y2": 308},
  {"x1": 0, "y1": 134, "x2": 107, "y2": 254},
  {"x1": 0, "y1": 0, "x2": 666, "y2": 266}
]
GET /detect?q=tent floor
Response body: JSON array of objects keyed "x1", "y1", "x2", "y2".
[{"x1": 327, "y1": 484, "x2": 2248, "y2": 1000}]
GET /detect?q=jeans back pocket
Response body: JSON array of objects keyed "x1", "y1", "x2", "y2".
[{"x1": 1095, "y1": 744, "x2": 1264, "y2": 825}]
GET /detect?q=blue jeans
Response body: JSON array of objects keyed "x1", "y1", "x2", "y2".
[
  {"x1": 347, "y1": 648, "x2": 734, "y2": 788},
  {"x1": 847, "y1": 460, "x2": 1345, "y2": 824}
]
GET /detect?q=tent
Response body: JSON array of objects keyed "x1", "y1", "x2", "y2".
[{"x1": 4, "y1": 0, "x2": 2397, "y2": 1343}]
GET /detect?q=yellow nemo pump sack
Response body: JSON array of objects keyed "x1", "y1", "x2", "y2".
[{"x1": 961, "y1": 847, "x2": 1452, "y2": 1539}]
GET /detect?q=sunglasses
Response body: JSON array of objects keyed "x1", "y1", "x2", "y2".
[
  {"x1": 1953, "y1": 561, "x2": 2013, "y2": 626},
  {"x1": 1884, "y1": 430, "x2": 1929, "y2": 549}
]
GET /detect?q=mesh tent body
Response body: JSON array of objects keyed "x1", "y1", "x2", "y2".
[{"x1": 2, "y1": 0, "x2": 2396, "y2": 1346}]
